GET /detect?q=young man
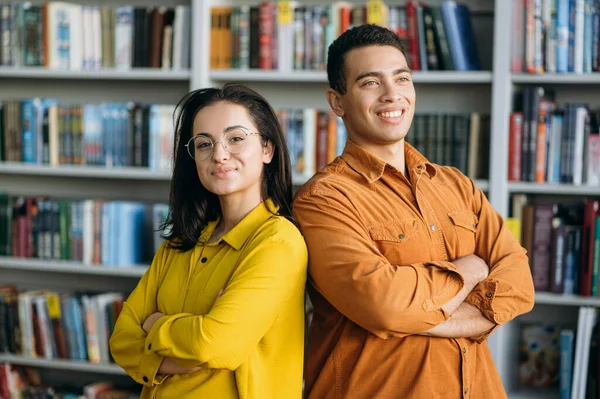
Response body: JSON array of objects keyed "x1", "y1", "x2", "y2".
[{"x1": 293, "y1": 25, "x2": 535, "y2": 399}]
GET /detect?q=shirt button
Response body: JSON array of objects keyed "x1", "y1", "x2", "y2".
[
  {"x1": 486, "y1": 292, "x2": 493, "y2": 299},
  {"x1": 430, "y1": 224, "x2": 436, "y2": 231},
  {"x1": 398, "y1": 233, "x2": 405, "y2": 240},
  {"x1": 143, "y1": 376, "x2": 149, "y2": 383},
  {"x1": 462, "y1": 347, "x2": 467, "y2": 354},
  {"x1": 464, "y1": 388, "x2": 469, "y2": 395},
  {"x1": 201, "y1": 257, "x2": 208, "y2": 263}
]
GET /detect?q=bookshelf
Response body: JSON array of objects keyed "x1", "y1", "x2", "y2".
[
  {"x1": 512, "y1": 73, "x2": 600, "y2": 84},
  {"x1": 0, "y1": 163, "x2": 172, "y2": 180},
  {"x1": 507, "y1": 182, "x2": 600, "y2": 196},
  {"x1": 0, "y1": 354, "x2": 126, "y2": 375},
  {"x1": 0, "y1": 0, "x2": 589, "y2": 397},
  {"x1": 510, "y1": 389, "x2": 560, "y2": 399},
  {"x1": 0, "y1": 257, "x2": 148, "y2": 278},
  {"x1": 210, "y1": 70, "x2": 494, "y2": 83},
  {"x1": 0, "y1": 67, "x2": 191, "y2": 81},
  {"x1": 534, "y1": 292, "x2": 600, "y2": 307}
]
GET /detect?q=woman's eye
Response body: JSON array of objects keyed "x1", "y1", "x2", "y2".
[{"x1": 197, "y1": 141, "x2": 212, "y2": 149}]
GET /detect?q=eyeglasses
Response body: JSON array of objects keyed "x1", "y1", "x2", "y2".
[{"x1": 184, "y1": 128, "x2": 261, "y2": 161}]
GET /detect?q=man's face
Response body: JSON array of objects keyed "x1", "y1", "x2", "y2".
[{"x1": 331, "y1": 45, "x2": 416, "y2": 150}]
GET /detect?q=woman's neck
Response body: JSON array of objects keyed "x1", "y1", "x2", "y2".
[{"x1": 210, "y1": 191, "x2": 264, "y2": 242}]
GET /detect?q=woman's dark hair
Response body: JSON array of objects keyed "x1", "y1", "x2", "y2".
[
  {"x1": 162, "y1": 83, "x2": 293, "y2": 251},
  {"x1": 327, "y1": 24, "x2": 406, "y2": 94}
]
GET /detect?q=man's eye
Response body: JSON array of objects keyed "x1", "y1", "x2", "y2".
[{"x1": 363, "y1": 81, "x2": 377, "y2": 86}]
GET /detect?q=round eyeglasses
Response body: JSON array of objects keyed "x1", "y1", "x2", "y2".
[{"x1": 184, "y1": 128, "x2": 261, "y2": 161}]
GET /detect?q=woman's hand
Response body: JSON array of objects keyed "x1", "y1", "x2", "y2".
[
  {"x1": 142, "y1": 312, "x2": 165, "y2": 333},
  {"x1": 157, "y1": 357, "x2": 202, "y2": 375}
]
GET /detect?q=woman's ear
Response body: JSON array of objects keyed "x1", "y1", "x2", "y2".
[
  {"x1": 327, "y1": 88, "x2": 345, "y2": 117},
  {"x1": 262, "y1": 140, "x2": 275, "y2": 164}
]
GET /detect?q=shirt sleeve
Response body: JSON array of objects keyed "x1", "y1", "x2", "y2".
[
  {"x1": 108, "y1": 243, "x2": 166, "y2": 387},
  {"x1": 293, "y1": 187, "x2": 465, "y2": 339},
  {"x1": 144, "y1": 233, "x2": 308, "y2": 370},
  {"x1": 464, "y1": 179, "x2": 535, "y2": 342}
]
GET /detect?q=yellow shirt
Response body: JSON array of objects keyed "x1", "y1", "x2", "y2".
[{"x1": 109, "y1": 200, "x2": 308, "y2": 399}]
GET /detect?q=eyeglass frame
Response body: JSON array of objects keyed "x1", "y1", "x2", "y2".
[{"x1": 184, "y1": 127, "x2": 263, "y2": 161}]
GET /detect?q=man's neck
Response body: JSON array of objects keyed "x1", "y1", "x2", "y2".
[{"x1": 354, "y1": 139, "x2": 406, "y2": 175}]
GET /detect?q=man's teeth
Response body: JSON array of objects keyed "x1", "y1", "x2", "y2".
[{"x1": 379, "y1": 110, "x2": 404, "y2": 118}]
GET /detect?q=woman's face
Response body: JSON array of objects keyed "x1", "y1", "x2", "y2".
[{"x1": 190, "y1": 101, "x2": 274, "y2": 199}]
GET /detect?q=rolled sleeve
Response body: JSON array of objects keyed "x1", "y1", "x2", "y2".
[{"x1": 465, "y1": 180, "x2": 535, "y2": 339}]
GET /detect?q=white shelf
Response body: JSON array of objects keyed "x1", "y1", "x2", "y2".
[
  {"x1": 210, "y1": 70, "x2": 493, "y2": 84},
  {"x1": 0, "y1": 162, "x2": 171, "y2": 180},
  {"x1": 508, "y1": 388, "x2": 559, "y2": 399},
  {"x1": 512, "y1": 72, "x2": 600, "y2": 84},
  {"x1": 0, "y1": 162, "x2": 316, "y2": 187},
  {"x1": 0, "y1": 67, "x2": 191, "y2": 81},
  {"x1": 508, "y1": 182, "x2": 600, "y2": 195},
  {"x1": 0, "y1": 354, "x2": 126, "y2": 375},
  {"x1": 535, "y1": 291, "x2": 600, "y2": 307},
  {"x1": 0, "y1": 257, "x2": 148, "y2": 278},
  {"x1": 475, "y1": 180, "x2": 489, "y2": 191}
]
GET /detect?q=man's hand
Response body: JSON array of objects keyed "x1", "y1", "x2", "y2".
[
  {"x1": 421, "y1": 302, "x2": 496, "y2": 339},
  {"x1": 451, "y1": 254, "x2": 489, "y2": 287},
  {"x1": 157, "y1": 357, "x2": 202, "y2": 375},
  {"x1": 142, "y1": 312, "x2": 165, "y2": 333},
  {"x1": 438, "y1": 255, "x2": 489, "y2": 316}
]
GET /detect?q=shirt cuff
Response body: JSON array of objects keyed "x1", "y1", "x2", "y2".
[
  {"x1": 145, "y1": 315, "x2": 170, "y2": 355},
  {"x1": 465, "y1": 280, "x2": 500, "y2": 343},
  {"x1": 136, "y1": 350, "x2": 164, "y2": 386},
  {"x1": 465, "y1": 280, "x2": 498, "y2": 322}
]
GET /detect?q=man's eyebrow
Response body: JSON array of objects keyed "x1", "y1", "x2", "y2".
[
  {"x1": 354, "y1": 68, "x2": 412, "y2": 83},
  {"x1": 355, "y1": 71, "x2": 383, "y2": 83},
  {"x1": 393, "y1": 68, "x2": 412, "y2": 75}
]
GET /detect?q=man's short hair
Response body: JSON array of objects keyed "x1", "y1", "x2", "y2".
[{"x1": 326, "y1": 24, "x2": 406, "y2": 95}]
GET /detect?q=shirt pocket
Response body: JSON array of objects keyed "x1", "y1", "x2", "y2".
[
  {"x1": 368, "y1": 218, "x2": 425, "y2": 265},
  {"x1": 448, "y1": 210, "x2": 479, "y2": 258}
]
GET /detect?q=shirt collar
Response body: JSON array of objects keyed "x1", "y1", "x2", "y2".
[
  {"x1": 341, "y1": 139, "x2": 437, "y2": 183},
  {"x1": 199, "y1": 198, "x2": 279, "y2": 251}
]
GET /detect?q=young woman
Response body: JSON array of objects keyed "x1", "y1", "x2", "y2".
[{"x1": 109, "y1": 84, "x2": 308, "y2": 399}]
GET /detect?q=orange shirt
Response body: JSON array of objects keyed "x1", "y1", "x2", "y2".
[{"x1": 293, "y1": 140, "x2": 534, "y2": 399}]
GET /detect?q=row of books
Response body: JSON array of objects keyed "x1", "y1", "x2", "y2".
[
  {"x1": 508, "y1": 86, "x2": 600, "y2": 184},
  {"x1": 408, "y1": 113, "x2": 489, "y2": 180},
  {"x1": 0, "y1": 100, "x2": 489, "y2": 181},
  {"x1": 512, "y1": 0, "x2": 600, "y2": 74},
  {"x1": 518, "y1": 309, "x2": 598, "y2": 399},
  {"x1": 508, "y1": 196, "x2": 600, "y2": 297},
  {"x1": 0, "y1": 286, "x2": 124, "y2": 367},
  {"x1": 0, "y1": 194, "x2": 169, "y2": 267},
  {"x1": 0, "y1": 2, "x2": 191, "y2": 70},
  {"x1": 0, "y1": 365, "x2": 139, "y2": 399},
  {"x1": 276, "y1": 108, "x2": 489, "y2": 180},
  {"x1": 0, "y1": 100, "x2": 175, "y2": 171},
  {"x1": 210, "y1": 0, "x2": 480, "y2": 72}
]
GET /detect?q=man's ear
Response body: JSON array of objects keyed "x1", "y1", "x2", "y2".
[{"x1": 326, "y1": 88, "x2": 345, "y2": 117}]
